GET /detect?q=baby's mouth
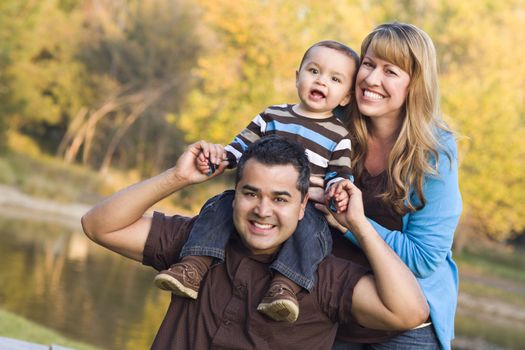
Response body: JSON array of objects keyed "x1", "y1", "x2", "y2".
[{"x1": 310, "y1": 89, "x2": 326, "y2": 99}]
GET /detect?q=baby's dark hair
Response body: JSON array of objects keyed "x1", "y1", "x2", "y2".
[
  {"x1": 298, "y1": 40, "x2": 360, "y2": 72},
  {"x1": 235, "y1": 136, "x2": 310, "y2": 200}
]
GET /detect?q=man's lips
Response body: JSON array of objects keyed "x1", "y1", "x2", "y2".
[{"x1": 248, "y1": 219, "x2": 276, "y2": 232}]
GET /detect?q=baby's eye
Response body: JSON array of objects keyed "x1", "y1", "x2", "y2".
[
  {"x1": 332, "y1": 77, "x2": 342, "y2": 83},
  {"x1": 309, "y1": 68, "x2": 319, "y2": 74}
]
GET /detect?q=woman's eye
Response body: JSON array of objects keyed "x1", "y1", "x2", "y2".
[{"x1": 386, "y1": 69, "x2": 398, "y2": 76}]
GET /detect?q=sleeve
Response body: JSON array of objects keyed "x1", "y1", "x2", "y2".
[
  {"x1": 224, "y1": 111, "x2": 267, "y2": 168},
  {"x1": 343, "y1": 133, "x2": 462, "y2": 278},
  {"x1": 324, "y1": 135, "x2": 353, "y2": 190},
  {"x1": 317, "y1": 256, "x2": 370, "y2": 323},
  {"x1": 142, "y1": 212, "x2": 197, "y2": 271}
]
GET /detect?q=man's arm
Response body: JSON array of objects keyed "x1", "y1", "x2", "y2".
[
  {"x1": 327, "y1": 180, "x2": 429, "y2": 330},
  {"x1": 81, "y1": 141, "x2": 227, "y2": 262}
]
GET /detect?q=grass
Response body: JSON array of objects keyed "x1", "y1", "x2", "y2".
[
  {"x1": 0, "y1": 309, "x2": 104, "y2": 350},
  {"x1": 455, "y1": 312, "x2": 525, "y2": 350},
  {"x1": 0, "y1": 133, "x2": 233, "y2": 213},
  {"x1": 456, "y1": 244, "x2": 525, "y2": 284}
]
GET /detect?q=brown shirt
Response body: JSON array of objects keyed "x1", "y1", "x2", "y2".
[
  {"x1": 332, "y1": 170, "x2": 404, "y2": 343},
  {"x1": 143, "y1": 212, "x2": 369, "y2": 350}
]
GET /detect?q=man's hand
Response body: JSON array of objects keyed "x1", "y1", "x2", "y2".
[
  {"x1": 326, "y1": 181, "x2": 350, "y2": 213},
  {"x1": 324, "y1": 179, "x2": 367, "y2": 233},
  {"x1": 174, "y1": 141, "x2": 229, "y2": 185},
  {"x1": 194, "y1": 141, "x2": 228, "y2": 176}
]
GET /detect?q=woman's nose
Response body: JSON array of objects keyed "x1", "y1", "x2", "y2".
[{"x1": 364, "y1": 68, "x2": 381, "y2": 86}]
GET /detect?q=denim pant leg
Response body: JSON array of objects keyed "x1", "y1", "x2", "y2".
[
  {"x1": 368, "y1": 326, "x2": 440, "y2": 350},
  {"x1": 332, "y1": 341, "x2": 365, "y2": 350},
  {"x1": 179, "y1": 190, "x2": 236, "y2": 261},
  {"x1": 270, "y1": 202, "x2": 332, "y2": 291}
]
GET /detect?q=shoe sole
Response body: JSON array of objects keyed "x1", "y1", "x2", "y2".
[
  {"x1": 257, "y1": 299, "x2": 299, "y2": 323},
  {"x1": 153, "y1": 274, "x2": 198, "y2": 299}
]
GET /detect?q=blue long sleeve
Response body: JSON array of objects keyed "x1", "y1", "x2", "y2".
[
  {"x1": 344, "y1": 132, "x2": 461, "y2": 277},
  {"x1": 343, "y1": 132, "x2": 462, "y2": 350}
]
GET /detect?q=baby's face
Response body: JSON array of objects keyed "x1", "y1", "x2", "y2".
[{"x1": 295, "y1": 46, "x2": 356, "y2": 118}]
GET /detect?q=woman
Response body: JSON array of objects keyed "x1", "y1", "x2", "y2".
[{"x1": 325, "y1": 22, "x2": 462, "y2": 350}]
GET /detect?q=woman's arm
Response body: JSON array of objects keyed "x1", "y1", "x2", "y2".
[{"x1": 344, "y1": 135, "x2": 462, "y2": 278}]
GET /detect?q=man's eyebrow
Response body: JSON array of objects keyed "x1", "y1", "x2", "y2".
[
  {"x1": 242, "y1": 184, "x2": 259, "y2": 192},
  {"x1": 272, "y1": 190, "x2": 292, "y2": 197},
  {"x1": 241, "y1": 185, "x2": 292, "y2": 198}
]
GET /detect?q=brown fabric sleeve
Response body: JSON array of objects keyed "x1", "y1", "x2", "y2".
[
  {"x1": 317, "y1": 255, "x2": 370, "y2": 323},
  {"x1": 142, "y1": 212, "x2": 197, "y2": 271}
]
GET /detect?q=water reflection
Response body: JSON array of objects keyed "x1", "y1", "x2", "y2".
[
  {"x1": 2, "y1": 213, "x2": 524, "y2": 350},
  {"x1": 0, "y1": 215, "x2": 169, "y2": 350}
]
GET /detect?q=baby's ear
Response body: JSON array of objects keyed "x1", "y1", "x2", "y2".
[{"x1": 340, "y1": 92, "x2": 352, "y2": 107}]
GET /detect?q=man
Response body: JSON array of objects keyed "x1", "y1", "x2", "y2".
[{"x1": 82, "y1": 136, "x2": 428, "y2": 349}]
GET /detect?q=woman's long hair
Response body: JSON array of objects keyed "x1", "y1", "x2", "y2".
[{"x1": 350, "y1": 22, "x2": 453, "y2": 214}]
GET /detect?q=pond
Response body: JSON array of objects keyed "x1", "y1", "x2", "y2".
[
  {"x1": 1, "y1": 212, "x2": 524, "y2": 350},
  {"x1": 0, "y1": 213, "x2": 169, "y2": 350}
]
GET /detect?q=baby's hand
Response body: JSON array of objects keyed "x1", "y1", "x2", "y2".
[
  {"x1": 327, "y1": 181, "x2": 350, "y2": 213},
  {"x1": 196, "y1": 153, "x2": 210, "y2": 175},
  {"x1": 193, "y1": 141, "x2": 227, "y2": 176}
]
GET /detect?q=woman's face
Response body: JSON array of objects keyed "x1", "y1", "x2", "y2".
[{"x1": 355, "y1": 48, "x2": 411, "y2": 122}]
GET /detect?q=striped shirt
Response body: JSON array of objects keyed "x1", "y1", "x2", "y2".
[{"x1": 224, "y1": 104, "x2": 352, "y2": 189}]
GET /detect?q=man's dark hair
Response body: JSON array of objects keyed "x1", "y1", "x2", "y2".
[{"x1": 235, "y1": 136, "x2": 310, "y2": 200}]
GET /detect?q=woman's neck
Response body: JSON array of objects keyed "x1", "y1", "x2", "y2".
[{"x1": 365, "y1": 118, "x2": 402, "y2": 176}]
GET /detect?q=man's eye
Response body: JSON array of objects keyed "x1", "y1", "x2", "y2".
[{"x1": 275, "y1": 197, "x2": 288, "y2": 203}]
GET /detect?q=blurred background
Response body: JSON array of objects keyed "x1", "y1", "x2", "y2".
[{"x1": 0, "y1": 0, "x2": 524, "y2": 349}]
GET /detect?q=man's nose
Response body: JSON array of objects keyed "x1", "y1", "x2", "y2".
[{"x1": 254, "y1": 198, "x2": 272, "y2": 217}]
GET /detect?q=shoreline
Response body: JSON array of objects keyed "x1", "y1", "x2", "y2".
[{"x1": 0, "y1": 184, "x2": 90, "y2": 229}]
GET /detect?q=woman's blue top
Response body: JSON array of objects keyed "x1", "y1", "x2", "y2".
[{"x1": 344, "y1": 131, "x2": 462, "y2": 350}]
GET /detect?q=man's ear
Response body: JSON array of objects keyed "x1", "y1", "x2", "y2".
[
  {"x1": 298, "y1": 193, "x2": 309, "y2": 220},
  {"x1": 295, "y1": 70, "x2": 300, "y2": 88}
]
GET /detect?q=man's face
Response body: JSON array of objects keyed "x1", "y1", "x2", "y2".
[{"x1": 233, "y1": 159, "x2": 308, "y2": 255}]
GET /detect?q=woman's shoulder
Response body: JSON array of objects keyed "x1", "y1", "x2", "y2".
[{"x1": 435, "y1": 129, "x2": 458, "y2": 158}]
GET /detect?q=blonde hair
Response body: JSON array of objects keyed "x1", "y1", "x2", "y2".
[{"x1": 350, "y1": 22, "x2": 453, "y2": 214}]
